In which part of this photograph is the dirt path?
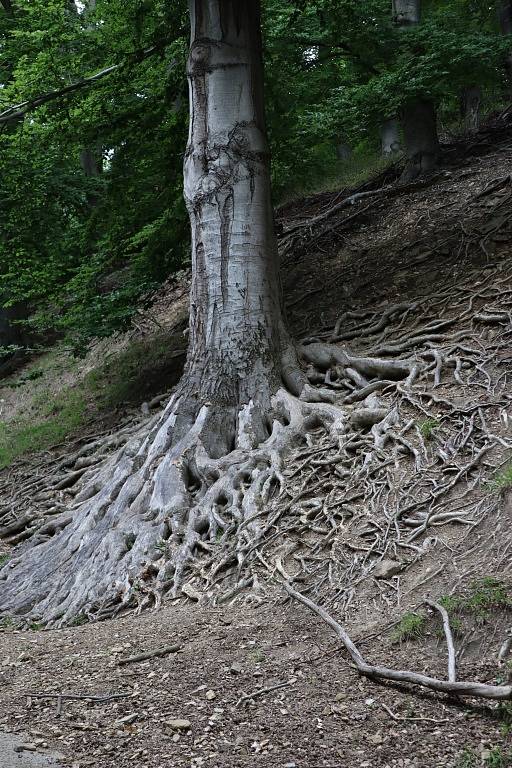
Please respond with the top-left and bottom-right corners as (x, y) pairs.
(1, 596), (510, 768)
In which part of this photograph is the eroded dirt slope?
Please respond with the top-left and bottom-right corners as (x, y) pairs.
(1, 115), (512, 767)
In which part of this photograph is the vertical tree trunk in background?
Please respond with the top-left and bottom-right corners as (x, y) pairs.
(498, 0), (512, 93)
(400, 99), (440, 182)
(335, 142), (352, 161)
(461, 86), (482, 134)
(392, 0), (420, 25)
(183, 0), (287, 456)
(394, 0), (440, 181)
(380, 118), (401, 156)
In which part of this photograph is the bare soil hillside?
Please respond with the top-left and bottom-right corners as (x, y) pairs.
(1, 115), (512, 768)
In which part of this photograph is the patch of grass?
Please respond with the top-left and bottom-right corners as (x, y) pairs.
(391, 611), (426, 643)
(68, 613), (88, 627)
(456, 747), (512, 768)
(28, 621), (43, 631)
(0, 389), (87, 469)
(418, 418), (439, 441)
(0, 323), (187, 468)
(440, 578), (510, 623)
(485, 747), (512, 767)
(0, 553), (10, 567)
(455, 749), (478, 768)
(247, 648), (266, 664)
(277, 152), (394, 205)
(488, 463), (512, 493)
(0, 616), (14, 629)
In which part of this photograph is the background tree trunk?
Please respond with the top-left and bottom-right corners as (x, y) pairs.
(380, 118), (401, 156)
(393, 0), (440, 181)
(392, 0), (421, 26)
(498, 0), (512, 93)
(461, 86), (482, 134)
(400, 99), (439, 182)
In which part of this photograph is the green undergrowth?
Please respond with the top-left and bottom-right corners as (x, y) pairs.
(277, 152), (394, 205)
(391, 611), (426, 643)
(488, 462), (512, 493)
(455, 746), (512, 768)
(392, 578), (511, 644)
(0, 325), (186, 468)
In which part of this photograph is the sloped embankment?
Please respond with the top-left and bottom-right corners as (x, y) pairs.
(0, 115), (512, 767)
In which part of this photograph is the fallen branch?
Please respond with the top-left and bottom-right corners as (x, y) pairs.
(117, 643), (182, 665)
(25, 691), (131, 717)
(425, 599), (456, 683)
(283, 582), (512, 701)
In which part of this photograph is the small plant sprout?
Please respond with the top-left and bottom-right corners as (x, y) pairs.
(391, 612), (426, 643)
(418, 418), (439, 440)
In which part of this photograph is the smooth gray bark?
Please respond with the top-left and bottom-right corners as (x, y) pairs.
(461, 86), (482, 134)
(498, 1), (512, 91)
(183, 0), (309, 455)
(393, 0), (440, 181)
(380, 118), (401, 156)
(392, 0), (420, 26)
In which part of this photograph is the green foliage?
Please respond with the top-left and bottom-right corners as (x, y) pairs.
(391, 611), (426, 642)
(440, 578), (511, 622)
(489, 462), (512, 492)
(455, 749), (478, 768)
(0, 554), (10, 567)
(419, 418), (439, 440)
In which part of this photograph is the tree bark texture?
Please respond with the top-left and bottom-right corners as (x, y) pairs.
(461, 86), (482, 134)
(400, 99), (440, 182)
(392, 0), (421, 26)
(380, 118), (401, 156)
(182, 0), (301, 454)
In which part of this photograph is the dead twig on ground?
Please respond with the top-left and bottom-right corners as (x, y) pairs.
(283, 582), (512, 701)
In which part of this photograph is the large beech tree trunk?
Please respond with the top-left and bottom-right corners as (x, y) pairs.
(183, 0), (285, 455)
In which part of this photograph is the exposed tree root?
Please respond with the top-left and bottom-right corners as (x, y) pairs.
(0, 379), (345, 625)
(1, 258), (512, 627)
(283, 581), (512, 701)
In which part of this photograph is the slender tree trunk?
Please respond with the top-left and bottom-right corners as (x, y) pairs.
(461, 86), (482, 134)
(393, 0), (440, 181)
(498, 0), (512, 93)
(335, 142), (352, 161)
(400, 99), (439, 182)
(380, 118), (401, 156)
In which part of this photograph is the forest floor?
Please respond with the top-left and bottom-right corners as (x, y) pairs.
(1, 115), (512, 768)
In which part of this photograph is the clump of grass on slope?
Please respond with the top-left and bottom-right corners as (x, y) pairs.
(391, 611), (426, 643)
